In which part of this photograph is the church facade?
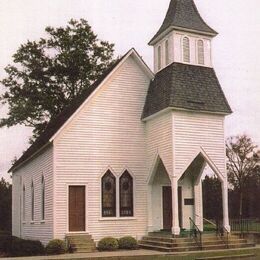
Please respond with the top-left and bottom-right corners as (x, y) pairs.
(11, 0), (232, 245)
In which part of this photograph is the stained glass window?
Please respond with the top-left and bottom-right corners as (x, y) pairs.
(102, 170), (116, 217)
(120, 171), (133, 217)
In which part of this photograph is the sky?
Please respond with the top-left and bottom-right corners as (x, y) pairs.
(0, 0), (260, 182)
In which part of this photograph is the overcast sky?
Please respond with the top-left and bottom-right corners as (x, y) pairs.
(0, 0), (260, 182)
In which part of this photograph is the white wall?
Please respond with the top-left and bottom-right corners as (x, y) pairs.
(53, 54), (151, 241)
(12, 145), (54, 245)
(173, 111), (226, 178)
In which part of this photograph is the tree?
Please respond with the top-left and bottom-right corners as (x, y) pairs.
(0, 178), (12, 232)
(202, 175), (223, 221)
(0, 19), (115, 140)
(226, 135), (260, 218)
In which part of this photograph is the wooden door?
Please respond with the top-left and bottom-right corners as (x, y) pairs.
(162, 186), (172, 230)
(178, 186), (183, 228)
(69, 186), (86, 232)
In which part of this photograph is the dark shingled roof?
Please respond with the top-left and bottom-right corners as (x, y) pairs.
(142, 62), (232, 119)
(149, 0), (217, 44)
(9, 51), (130, 173)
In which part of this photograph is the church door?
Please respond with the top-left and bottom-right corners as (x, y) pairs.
(162, 186), (172, 230)
(69, 186), (86, 232)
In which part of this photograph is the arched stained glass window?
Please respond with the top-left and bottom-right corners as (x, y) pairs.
(41, 176), (45, 220)
(183, 37), (190, 63)
(198, 39), (205, 65)
(31, 181), (34, 221)
(23, 184), (25, 221)
(120, 171), (133, 217)
(102, 170), (116, 217)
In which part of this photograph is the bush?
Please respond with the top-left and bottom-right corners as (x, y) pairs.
(0, 233), (12, 254)
(11, 237), (45, 257)
(118, 236), (138, 250)
(98, 237), (119, 251)
(45, 239), (66, 255)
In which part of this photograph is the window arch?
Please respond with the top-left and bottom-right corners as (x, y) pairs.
(198, 39), (205, 65)
(31, 181), (34, 221)
(41, 176), (45, 220)
(23, 184), (25, 221)
(165, 40), (169, 66)
(183, 37), (190, 63)
(119, 171), (133, 217)
(158, 45), (162, 70)
(101, 170), (116, 217)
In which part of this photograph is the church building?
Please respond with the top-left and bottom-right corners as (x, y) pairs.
(11, 0), (232, 247)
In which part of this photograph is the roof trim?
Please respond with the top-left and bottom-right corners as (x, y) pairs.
(149, 25), (217, 46)
(50, 48), (153, 142)
(142, 106), (231, 122)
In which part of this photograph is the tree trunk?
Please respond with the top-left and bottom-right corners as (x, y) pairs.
(239, 190), (243, 218)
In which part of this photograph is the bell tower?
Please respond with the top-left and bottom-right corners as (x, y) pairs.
(149, 0), (218, 73)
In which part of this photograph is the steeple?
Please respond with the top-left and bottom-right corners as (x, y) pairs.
(149, 0), (217, 45)
(150, 0), (217, 72)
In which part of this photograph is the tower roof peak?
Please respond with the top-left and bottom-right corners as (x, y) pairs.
(149, 0), (217, 45)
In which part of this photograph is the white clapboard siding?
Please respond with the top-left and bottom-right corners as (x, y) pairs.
(173, 111), (226, 176)
(53, 55), (151, 241)
(145, 112), (173, 177)
(12, 146), (54, 245)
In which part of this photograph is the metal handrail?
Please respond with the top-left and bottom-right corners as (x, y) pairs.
(189, 217), (202, 250)
(216, 221), (229, 249)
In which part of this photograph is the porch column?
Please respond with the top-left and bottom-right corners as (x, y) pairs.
(147, 185), (153, 232)
(171, 176), (180, 235)
(222, 179), (230, 232)
(194, 180), (203, 231)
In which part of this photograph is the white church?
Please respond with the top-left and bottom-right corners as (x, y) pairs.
(11, 0), (234, 251)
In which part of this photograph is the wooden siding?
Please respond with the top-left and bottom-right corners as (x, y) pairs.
(173, 111), (226, 177)
(53, 55), (151, 241)
(12, 145), (54, 245)
(146, 112), (173, 177)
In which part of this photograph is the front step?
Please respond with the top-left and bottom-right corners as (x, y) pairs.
(139, 233), (255, 253)
(66, 233), (96, 253)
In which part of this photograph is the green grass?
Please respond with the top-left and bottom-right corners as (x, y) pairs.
(96, 248), (260, 260)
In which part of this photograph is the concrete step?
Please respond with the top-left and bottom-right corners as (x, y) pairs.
(139, 243), (200, 252)
(66, 233), (96, 253)
(143, 236), (193, 243)
(139, 239), (198, 248)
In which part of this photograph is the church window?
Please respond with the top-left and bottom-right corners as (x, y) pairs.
(158, 45), (162, 70)
(165, 40), (169, 65)
(183, 37), (190, 63)
(120, 171), (133, 217)
(198, 39), (205, 65)
(41, 175), (45, 220)
(23, 184), (25, 221)
(31, 181), (34, 221)
(102, 170), (116, 217)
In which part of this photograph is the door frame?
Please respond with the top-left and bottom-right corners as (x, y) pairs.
(161, 185), (183, 230)
(66, 183), (88, 233)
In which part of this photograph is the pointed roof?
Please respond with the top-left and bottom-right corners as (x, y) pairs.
(149, 0), (218, 45)
(142, 62), (232, 119)
(9, 49), (153, 173)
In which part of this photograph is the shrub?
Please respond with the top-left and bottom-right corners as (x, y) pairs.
(98, 237), (119, 251)
(118, 236), (138, 250)
(11, 237), (45, 257)
(0, 233), (12, 254)
(45, 239), (66, 255)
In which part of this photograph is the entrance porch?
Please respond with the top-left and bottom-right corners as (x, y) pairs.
(147, 150), (230, 236)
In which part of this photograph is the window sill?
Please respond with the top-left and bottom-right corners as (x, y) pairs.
(40, 220), (45, 224)
(99, 217), (136, 221)
(30, 221), (35, 224)
(22, 221), (26, 224)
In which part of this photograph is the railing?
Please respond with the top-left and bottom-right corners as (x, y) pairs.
(230, 219), (260, 234)
(189, 217), (202, 250)
(216, 220), (229, 249)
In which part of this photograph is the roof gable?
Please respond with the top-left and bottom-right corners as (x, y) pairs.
(142, 62), (232, 119)
(10, 48), (153, 173)
(149, 0), (217, 45)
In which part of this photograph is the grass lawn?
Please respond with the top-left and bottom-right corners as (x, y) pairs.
(97, 248), (260, 260)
